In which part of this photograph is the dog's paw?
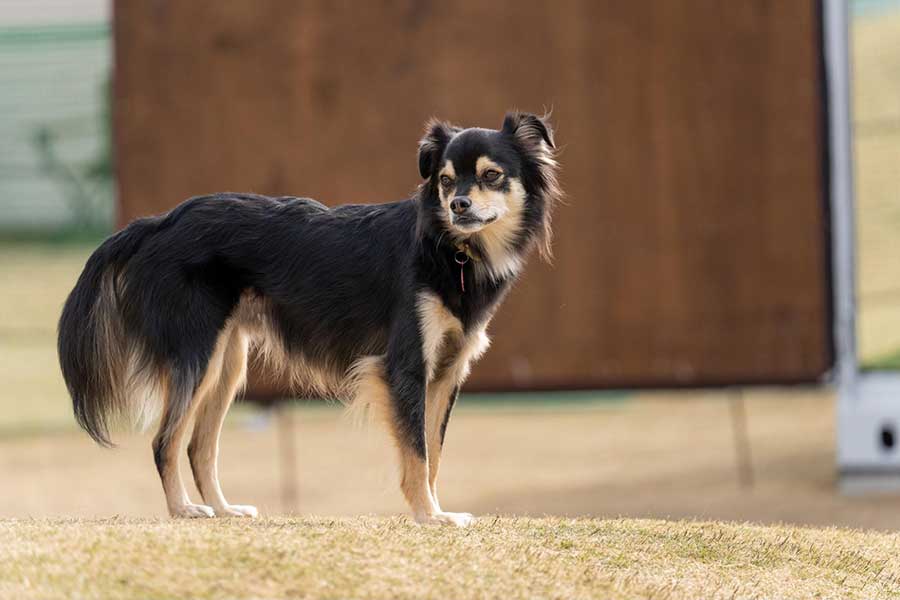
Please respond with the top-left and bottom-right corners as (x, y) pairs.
(215, 504), (259, 518)
(416, 511), (475, 528)
(170, 503), (215, 519)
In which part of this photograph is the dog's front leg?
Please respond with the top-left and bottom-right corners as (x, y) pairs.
(385, 321), (473, 528)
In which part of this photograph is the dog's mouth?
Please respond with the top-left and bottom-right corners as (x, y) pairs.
(451, 213), (498, 230)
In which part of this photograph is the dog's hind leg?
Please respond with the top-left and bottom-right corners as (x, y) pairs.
(152, 328), (233, 518)
(152, 374), (214, 518)
(187, 328), (256, 517)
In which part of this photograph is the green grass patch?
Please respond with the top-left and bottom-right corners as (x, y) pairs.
(863, 347), (900, 371)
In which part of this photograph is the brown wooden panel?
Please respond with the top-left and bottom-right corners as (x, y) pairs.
(114, 0), (831, 392)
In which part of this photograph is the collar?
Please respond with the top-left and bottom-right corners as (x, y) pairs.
(454, 241), (481, 263)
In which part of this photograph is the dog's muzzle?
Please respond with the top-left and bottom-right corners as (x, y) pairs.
(449, 196), (497, 228)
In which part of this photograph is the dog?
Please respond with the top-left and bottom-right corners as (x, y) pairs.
(58, 112), (560, 526)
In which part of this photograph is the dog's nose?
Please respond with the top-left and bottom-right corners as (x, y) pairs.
(450, 197), (471, 215)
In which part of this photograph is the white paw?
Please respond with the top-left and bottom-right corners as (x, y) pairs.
(215, 504), (258, 518)
(416, 511), (475, 528)
(170, 503), (215, 519)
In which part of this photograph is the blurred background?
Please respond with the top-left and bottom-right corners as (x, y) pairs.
(1, 0), (899, 528)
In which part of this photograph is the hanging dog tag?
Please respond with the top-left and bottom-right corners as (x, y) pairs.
(454, 251), (469, 293)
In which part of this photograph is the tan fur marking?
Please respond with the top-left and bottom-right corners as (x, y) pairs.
(345, 355), (388, 420)
(416, 291), (463, 382)
(233, 292), (346, 400)
(345, 356), (439, 519)
(347, 344), (478, 527)
(439, 159), (456, 180)
(158, 324), (237, 518)
(438, 160), (456, 206)
(399, 447), (440, 521)
(93, 272), (164, 434)
(475, 156), (504, 177)
(188, 327), (255, 517)
(425, 323), (490, 507)
(401, 449), (475, 526)
(470, 177), (527, 281)
(400, 445), (473, 525)
(425, 373), (456, 508)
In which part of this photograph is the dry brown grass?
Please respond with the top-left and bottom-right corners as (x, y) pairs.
(2, 516), (900, 600)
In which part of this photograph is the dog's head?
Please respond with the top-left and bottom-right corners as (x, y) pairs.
(417, 112), (561, 263)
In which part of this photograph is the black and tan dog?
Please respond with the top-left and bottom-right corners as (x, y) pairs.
(58, 112), (561, 526)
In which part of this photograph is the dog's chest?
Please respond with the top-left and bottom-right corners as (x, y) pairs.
(416, 291), (489, 384)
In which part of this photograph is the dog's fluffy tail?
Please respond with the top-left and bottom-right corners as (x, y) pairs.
(58, 218), (163, 446)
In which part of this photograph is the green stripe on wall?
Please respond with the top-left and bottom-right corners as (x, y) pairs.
(0, 23), (108, 46)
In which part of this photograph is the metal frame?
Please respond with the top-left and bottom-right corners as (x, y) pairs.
(828, 0), (900, 491)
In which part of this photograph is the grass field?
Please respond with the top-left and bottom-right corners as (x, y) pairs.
(3, 517), (900, 600)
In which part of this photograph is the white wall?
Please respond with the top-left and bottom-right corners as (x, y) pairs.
(0, 1), (111, 231)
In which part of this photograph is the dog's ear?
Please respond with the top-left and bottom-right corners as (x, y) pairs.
(501, 111), (555, 150)
(502, 111), (561, 264)
(418, 119), (456, 179)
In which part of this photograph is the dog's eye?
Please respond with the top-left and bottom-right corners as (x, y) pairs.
(482, 169), (502, 183)
(440, 175), (454, 187)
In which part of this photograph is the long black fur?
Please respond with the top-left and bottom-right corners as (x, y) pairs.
(58, 112), (560, 463)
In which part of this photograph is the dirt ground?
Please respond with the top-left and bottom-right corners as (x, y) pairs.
(5, 389), (900, 531)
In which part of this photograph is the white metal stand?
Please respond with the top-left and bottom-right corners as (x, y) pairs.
(827, 0), (900, 493)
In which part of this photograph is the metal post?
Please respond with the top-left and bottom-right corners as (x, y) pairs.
(729, 388), (754, 488)
(276, 404), (299, 513)
(824, 0), (857, 402)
